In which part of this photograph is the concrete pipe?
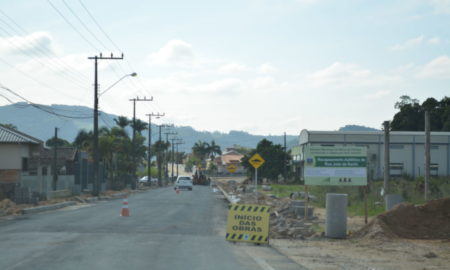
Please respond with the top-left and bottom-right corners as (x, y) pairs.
(325, 193), (348, 239)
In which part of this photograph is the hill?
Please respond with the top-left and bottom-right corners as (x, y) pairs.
(0, 103), (297, 152)
(338, 124), (379, 131)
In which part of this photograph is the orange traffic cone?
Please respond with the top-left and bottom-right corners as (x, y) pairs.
(120, 196), (130, 217)
(176, 187), (180, 194)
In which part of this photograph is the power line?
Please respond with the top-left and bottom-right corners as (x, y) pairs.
(0, 8), (90, 82)
(47, 0), (101, 52)
(0, 25), (89, 89)
(61, 0), (110, 51)
(0, 84), (93, 119)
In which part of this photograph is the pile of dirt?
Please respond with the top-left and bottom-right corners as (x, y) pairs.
(354, 197), (450, 240)
(0, 199), (22, 216)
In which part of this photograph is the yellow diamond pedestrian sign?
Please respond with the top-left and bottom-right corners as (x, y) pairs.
(227, 164), (237, 173)
(249, 153), (265, 169)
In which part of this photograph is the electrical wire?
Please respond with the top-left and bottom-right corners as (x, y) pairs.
(0, 8), (90, 82)
(47, 0), (100, 52)
(0, 84), (93, 119)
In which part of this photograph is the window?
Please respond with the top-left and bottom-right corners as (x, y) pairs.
(389, 163), (403, 177)
(22, 157), (28, 171)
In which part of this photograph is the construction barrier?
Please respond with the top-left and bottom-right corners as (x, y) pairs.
(226, 203), (270, 244)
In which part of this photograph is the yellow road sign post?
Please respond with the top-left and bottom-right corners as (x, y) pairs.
(249, 153), (265, 202)
(226, 203), (271, 244)
(227, 164), (237, 173)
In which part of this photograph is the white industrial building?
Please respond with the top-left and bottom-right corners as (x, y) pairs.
(295, 129), (450, 180)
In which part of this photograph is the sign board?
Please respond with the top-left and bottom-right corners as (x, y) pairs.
(249, 153), (265, 169)
(226, 204), (270, 244)
(304, 146), (367, 186)
(227, 164), (237, 173)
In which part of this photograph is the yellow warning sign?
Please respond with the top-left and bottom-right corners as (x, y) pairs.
(249, 153), (265, 169)
(227, 164), (237, 173)
(226, 204), (271, 244)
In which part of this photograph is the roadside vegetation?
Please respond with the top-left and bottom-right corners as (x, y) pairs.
(261, 177), (450, 217)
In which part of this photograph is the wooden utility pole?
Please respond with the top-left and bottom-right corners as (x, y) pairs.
(383, 121), (390, 195)
(146, 113), (164, 185)
(88, 53), (124, 196)
(425, 111), (430, 200)
(129, 96), (153, 189)
(52, 127), (58, 191)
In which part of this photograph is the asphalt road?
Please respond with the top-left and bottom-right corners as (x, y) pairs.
(0, 186), (302, 270)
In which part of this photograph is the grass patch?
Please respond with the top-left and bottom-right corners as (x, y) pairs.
(261, 177), (450, 217)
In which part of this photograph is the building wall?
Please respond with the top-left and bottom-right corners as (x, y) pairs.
(299, 130), (450, 179)
(0, 144), (30, 170)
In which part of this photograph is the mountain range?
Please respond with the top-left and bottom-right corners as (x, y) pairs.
(0, 103), (379, 152)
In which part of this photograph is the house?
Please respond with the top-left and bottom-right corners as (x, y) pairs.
(0, 124), (43, 199)
(298, 129), (450, 180)
(214, 148), (245, 174)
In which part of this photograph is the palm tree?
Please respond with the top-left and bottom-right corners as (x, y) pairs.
(208, 140), (222, 160)
(130, 119), (148, 135)
(72, 129), (93, 150)
(114, 116), (130, 129)
(192, 140), (210, 161)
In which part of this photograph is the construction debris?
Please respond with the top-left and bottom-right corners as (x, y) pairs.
(353, 197), (450, 240)
(218, 182), (319, 240)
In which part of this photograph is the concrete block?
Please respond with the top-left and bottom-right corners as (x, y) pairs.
(325, 193), (347, 239)
(385, 194), (403, 211)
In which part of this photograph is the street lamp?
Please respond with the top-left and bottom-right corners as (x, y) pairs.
(92, 71), (137, 196)
(99, 72), (137, 96)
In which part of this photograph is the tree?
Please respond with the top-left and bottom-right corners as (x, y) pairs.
(131, 119), (148, 134)
(391, 96), (450, 131)
(192, 140), (210, 161)
(46, 137), (71, 147)
(241, 139), (291, 182)
(207, 140), (222, 160)
(113, 116), (130, 129)
(1, 123), (17, 130)
(72, 130), (93, 150)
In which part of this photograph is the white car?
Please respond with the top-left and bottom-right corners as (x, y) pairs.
(139, 176), (158, 184)
(175, 176), (193, 191)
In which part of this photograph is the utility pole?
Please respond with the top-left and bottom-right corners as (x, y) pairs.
(383, 121), (390, 195)
(164, 131), (177, 183)
(284, 132), (287, 181)
(129, 96), (153, 189)
(157, 124), (172, 186)
(146, 113), (164, 186)
(88, 53), (123, 196)
(52, 127), (58, 191)
(173, 140), (184, 178)
(425, 111), (430, 200)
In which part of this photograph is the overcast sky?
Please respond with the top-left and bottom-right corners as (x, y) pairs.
(0, 0), (449, 135)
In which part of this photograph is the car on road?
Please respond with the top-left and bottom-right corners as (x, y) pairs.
(174, 176), (193, 191)
(139, 176), (158, 184)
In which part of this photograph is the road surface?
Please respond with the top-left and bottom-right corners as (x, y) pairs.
(0, 186), (302, 270)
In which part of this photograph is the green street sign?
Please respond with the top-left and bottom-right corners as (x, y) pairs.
(304, 146), (367, 186)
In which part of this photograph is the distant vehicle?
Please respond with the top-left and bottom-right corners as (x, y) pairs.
(139, 176), (158, 184)
(175, 176), (193, 191)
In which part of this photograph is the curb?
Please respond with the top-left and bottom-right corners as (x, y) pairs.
(217, 185), (240, 203)
(22, 201), (77, 214)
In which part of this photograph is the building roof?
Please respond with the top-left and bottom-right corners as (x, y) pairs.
(300, 129), (450, 136)
(0, 124), (43, 144)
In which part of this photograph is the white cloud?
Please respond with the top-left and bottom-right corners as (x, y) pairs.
(365, 90), (391, 100)
(258, 63), (277, 74)
(427, 37), (441, 45)
(305, 62), (401, 89)
(147, 40), (195, 67)
(418, 55), (450, 79)
(219, 62), (248, 73)
(0, 31), (55, 55)
(427, 0), (450, 14)
(390, 35), (424, 51)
